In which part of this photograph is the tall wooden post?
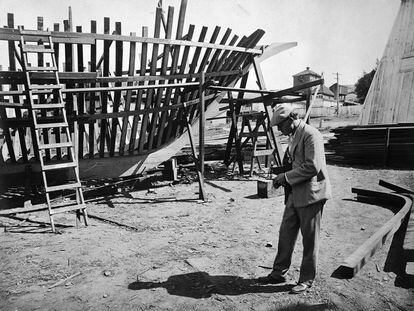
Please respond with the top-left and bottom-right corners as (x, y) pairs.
(199, 72), (206, 200)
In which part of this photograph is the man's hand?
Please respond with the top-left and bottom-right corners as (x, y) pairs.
(273, 173), (288, 188)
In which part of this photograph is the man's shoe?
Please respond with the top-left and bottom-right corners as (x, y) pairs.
(256, 274), (286, 284)
(290, 282), (310, 294)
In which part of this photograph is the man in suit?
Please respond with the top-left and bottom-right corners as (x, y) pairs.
(258, 104), (332, 294)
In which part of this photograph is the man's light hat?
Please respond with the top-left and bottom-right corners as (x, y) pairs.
(270, 104), (294, 126)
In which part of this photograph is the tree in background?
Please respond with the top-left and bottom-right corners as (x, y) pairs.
(355, 60), (379, 104)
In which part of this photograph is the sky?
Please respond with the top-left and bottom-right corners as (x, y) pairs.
(0, 0), (401, 89)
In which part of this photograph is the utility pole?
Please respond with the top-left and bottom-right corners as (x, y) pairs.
(333, 72), (341, 116)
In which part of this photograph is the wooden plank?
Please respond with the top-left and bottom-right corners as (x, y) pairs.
(118, 32), (136, 156)
(156, 24), (194, 144)
(211, 34), (239, 73)
(155, 1), (187, 148)
(147, 6), (174, 151)
(137, 8), (162, 152)
(63, 20), (74, 112)
(198, 72), (206, 194)
(248, 79), (324, 105)
(0, 71), (239, 89)
(187, 26), (221, 122)
(173, 26), (208, 137)
(109, 22), (123, 157)
(99, 17), (110, 157)
(1, 94), (215, 129)
(76, 26), (86, 159)
(220, 29), (266, 87)
(0, 28), (265, 54)
(332, 192), (412, 278)
(206, 28), (232, 74)
(216, 36), (248, 86)
(0, 203), (48, 215)
(53, 23), (62, 160)
(378, 180), (414, 194)
(88, 20), (97, 158)
(129, 26), (148, 154)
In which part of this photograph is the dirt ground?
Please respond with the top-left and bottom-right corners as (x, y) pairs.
(1, 116), (414, 311)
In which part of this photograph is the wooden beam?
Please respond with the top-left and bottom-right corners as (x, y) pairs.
(156, 4), (184, 148)
(0, 27), (265, 54)
(138, 7), (162, 153)
(118, 32), (137, 156)
(88, 20), (97, 158)
(129, 26), (148, 154)
(109, 21), (123, 157)
(378, 180), (414, 194)
(0, 203), (48, 215)
(76, 26), (86, 160)
(187, 25), (221, 123)
(247, 79), (324, 104)
(332, 190), (412, 279)
(199, 71), (206, 200)
(147, 6), (174, 150)
(99, 17), (110, 157)
(163, 24), (195, 142)
(172, 25), (208, 138)
(208, 85), (278, 94)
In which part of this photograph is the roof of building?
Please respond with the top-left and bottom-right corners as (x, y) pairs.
(319, 85), (335, 96)
(292, 67), (321, 77)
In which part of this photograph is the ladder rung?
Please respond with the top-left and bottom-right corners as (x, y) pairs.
(253, 149), (275, 157)
(35, 122), (67, 129)
(43, 161), (77, 171)
(20, 29), (51, 36)
(46, 182), (81, 192)
(39, 142), (73, 149)
(32, 103), (65, 109)
(26, 66), (58, 71)
(49, 203), (86, 215)
(22, 45), (53, 53)
(29, 84), (61, 90)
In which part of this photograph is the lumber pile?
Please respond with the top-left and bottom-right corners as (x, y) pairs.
(326, 124), (414, 168)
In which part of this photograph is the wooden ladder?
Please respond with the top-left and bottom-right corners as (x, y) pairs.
(19, 29), (88, 233)
(237, 111), (278, 176)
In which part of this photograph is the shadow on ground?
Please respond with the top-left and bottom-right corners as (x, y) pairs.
(128, 271), (294, 299)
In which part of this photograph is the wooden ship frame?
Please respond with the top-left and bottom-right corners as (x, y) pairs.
(0, 0), (323, 231)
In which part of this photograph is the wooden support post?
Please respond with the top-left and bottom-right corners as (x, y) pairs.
(198, 71), (206, 200)
(183, 112), (206, 201)
(88, 20), (97, 158)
